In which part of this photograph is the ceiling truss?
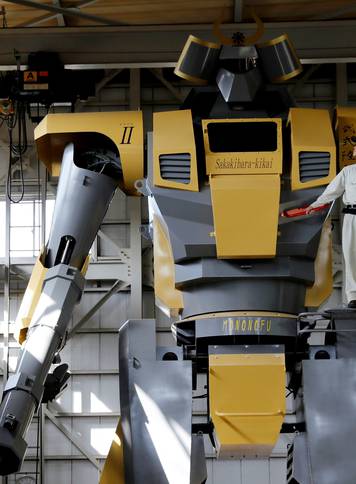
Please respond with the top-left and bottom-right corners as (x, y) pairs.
(4, 0), (119, 25)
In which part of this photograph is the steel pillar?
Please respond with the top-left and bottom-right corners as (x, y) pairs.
(128, 197), (142, 319)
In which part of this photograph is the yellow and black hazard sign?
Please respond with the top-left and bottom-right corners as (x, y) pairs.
(24, 71), (38, 82)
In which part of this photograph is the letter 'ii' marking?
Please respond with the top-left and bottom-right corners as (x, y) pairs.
(121, 126), (134, 144)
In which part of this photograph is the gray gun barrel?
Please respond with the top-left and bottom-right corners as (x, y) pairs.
(0, 143), (119, 475)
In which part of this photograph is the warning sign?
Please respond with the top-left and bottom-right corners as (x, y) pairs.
(24, 71), (38, 82)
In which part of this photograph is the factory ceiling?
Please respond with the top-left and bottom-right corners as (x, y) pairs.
(0, 1), (355, 68)
(0, 0), (355, 28)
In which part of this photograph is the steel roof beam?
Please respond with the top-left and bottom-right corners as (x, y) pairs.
(17, 0), (99, 27)
(310, 2), (356, 20)
(95, 68), (123, 96)
(53, 0), (65, 26)
(4, 0), (120, 25)
(1, 20), (356, 67)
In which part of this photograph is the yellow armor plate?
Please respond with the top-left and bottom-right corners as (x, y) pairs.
(210, 174), (280, 258)
(153, 110), (199, 191)
(209, 352), (285, 458)
(15, 252), (48, 345)
(35, 111), (144, 195)
(289, 107), (336, 190)
(100, 419), (125, 484)
(153, 216), (184, 316)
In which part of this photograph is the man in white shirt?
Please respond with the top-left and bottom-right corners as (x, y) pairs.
(307, 164), (356, 308)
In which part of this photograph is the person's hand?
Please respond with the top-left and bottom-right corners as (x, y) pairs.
(305, 206), (314, 215)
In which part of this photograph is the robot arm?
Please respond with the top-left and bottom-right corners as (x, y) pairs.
(0, 142), (120, 475)
(0, 111), (143, 476)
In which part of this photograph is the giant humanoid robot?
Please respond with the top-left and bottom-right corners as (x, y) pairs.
(1, 21), (356, 484)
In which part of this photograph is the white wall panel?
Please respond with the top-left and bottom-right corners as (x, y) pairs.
(72, 461), (100, 484)
(213, 460), (243, 484)
(46, 462), (71, 484)
(269, 459), (287, 483)
(99, 334), (119, 369)
(55, 377), (75, 414)
(44, 418), (72, 455)
(72, 292), (102, 329)
(65, 334), (100, 371)
(99, 224), (129, 256)
(241, 460), (270, 484)
(86, 416), (118, 456)
(8, 345), (21, 372)
(99, 292), (129, 328)
(71, 416), (101, 456)
(99, 375), (121, 413)
(53, 375), (119, 415)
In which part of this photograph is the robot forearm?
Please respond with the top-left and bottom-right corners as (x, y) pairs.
(0, 263), (84, 475)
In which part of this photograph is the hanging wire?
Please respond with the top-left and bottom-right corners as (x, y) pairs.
(5, 49), (28, 203)
(6, 100), (28, 203)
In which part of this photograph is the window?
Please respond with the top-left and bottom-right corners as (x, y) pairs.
(0, 199), (55, 258)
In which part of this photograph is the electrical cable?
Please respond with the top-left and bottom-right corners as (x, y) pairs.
(6, 100), (28, 203)
(7, 124), (25, 203)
